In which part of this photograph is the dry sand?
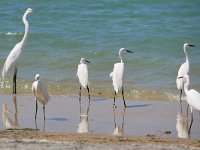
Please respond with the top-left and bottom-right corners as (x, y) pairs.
(0, 129), (199, 150)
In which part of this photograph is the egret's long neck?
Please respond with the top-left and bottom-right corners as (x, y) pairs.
(184, 47), (189, 65)
(184, 79), (189, 95)
(119, 54), (123, 63)
(21, 12), (29, 47)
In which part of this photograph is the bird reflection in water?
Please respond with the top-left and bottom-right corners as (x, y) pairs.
(77, 97), (90, 133)
(176, 112), (189, 139)
(2, 95), (19, 129)
(35, 119), (45, 132)
(112, 107), (126, 136)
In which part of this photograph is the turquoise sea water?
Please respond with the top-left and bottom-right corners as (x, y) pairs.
(0, 0), (200, 100)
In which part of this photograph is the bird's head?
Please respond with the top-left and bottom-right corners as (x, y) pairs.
(119, 48), (133, 56)
(184, 43), (195, 49)
(119, 48), (133, 61)
(35, 74), (40, 80)
(80, 58), (90, 64)
(26, 8), (34, 14)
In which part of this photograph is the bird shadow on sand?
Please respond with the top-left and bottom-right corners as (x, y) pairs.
(92, 98), (108, 102)
(48, 118), (68, 121)
(126, 103), (154, 108)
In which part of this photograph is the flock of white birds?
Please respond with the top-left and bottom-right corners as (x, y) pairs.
(1, 8), (199, 134)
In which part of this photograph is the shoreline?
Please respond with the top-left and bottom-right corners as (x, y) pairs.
(0, 129), (199, 149)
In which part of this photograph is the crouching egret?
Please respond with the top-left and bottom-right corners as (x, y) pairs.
(178, 75), (200, 134)
(77, 58), (90, 101)
(2, 8), (33, 94)
(32, 74), (50, 120)
(176, 43), (195, 103)
(110, 48), (133, 108)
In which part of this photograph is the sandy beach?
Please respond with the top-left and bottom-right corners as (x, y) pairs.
(0, 129), (199, 150)
(0, 94), (199, 149)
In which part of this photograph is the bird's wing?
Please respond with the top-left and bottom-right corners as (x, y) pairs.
(176, 62), (189, 90)
(31, 81), (37, 96)
(2, 43), (22, 79)
(187, 89), (200, 111)
(112, 63), (124, 93)
(77, 64), (88, 88)
(38, 81), (50, 104)
(177, 63), (189, 78)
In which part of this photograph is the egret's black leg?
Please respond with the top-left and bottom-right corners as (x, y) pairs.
(43, 105), (46, 120)
(79, 86), (81, 101)
(35, 99), (38, 120)
(122, 87), (127, 107)
(113, 91), (116, 108)
(13, 67), (17, 94)
(87, 86), (90, 101)
(179, 90), (183, 112)
(188, 112), (193, 134)
(179, 89), (182, 102)
(187, 104), (189, 118)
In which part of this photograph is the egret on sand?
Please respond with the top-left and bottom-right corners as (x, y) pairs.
(178, 75), (200, 134)
(77, 58), (91, 101)
(32, 74), (50, 120)
(110, 48), (133, 108)
(176, 43), (195, 103)
(2, 8), (33, 94)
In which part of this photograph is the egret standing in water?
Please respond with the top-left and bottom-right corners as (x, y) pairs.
(2, 8), (33, 94)
(110, 48), (133, 108)
(77, 58), (91, 101)
(32, 74), (50, 120)
(176, 43), (195, 103)
(179, 75), (200, 134)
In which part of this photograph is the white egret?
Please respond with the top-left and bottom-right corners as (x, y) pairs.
(2, 8), (33, 94)
(32, 74), (50, 120)
(179, 75), (200, 134)
(77, 58), (90, 101)
(176, 43), (195, 103)
(110, 48), (133, 108)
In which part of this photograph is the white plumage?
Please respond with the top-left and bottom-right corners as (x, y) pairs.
(32, 74), (50, 119)
(2, 8), (33, 94)
(77, 58), (90, 101)
(111, 63), (124, 93)
(181, 74), (200, 134)
(110, 48), (133, 107)
(77, 58), (89, 88)
(176, 43), (195, 101)
(183, 75), (200, 111)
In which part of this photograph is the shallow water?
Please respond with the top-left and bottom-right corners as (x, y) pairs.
(0, 94), (199, 139)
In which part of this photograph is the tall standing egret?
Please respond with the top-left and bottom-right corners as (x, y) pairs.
(32, 74), (50, 120)
(110, 48), (133, 108)
(77, 58), (90, 101)
(2, 8), (33, 94)
(179, 75), (200, 134)
(176, 43), (195, 103)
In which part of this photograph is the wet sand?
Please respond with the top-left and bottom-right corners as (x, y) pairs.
(0, 94), (199, 149)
